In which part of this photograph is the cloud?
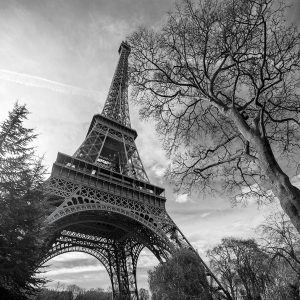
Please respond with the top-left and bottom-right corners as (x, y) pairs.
(0, 69), (100, 97)
(175, 193), (189, 203)
(291, 174), (300, 188)
(50, 252), (94, 262)
(150, 163), (166, 178)
(200, 212), (211, 218)
(45, 265), (106, 276)
(137, 249), (159, 268)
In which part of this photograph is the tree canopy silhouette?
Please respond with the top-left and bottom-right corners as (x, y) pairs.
(0, 103), (48, 299)
(149, 248), (213, 300)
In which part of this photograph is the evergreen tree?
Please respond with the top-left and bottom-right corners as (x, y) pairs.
(0, 103), (48, 299)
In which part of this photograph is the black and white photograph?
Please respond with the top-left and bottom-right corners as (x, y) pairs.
(1, 0), (300, 299)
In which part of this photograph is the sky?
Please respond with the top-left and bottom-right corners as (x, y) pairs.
(1, 0), (300, 292)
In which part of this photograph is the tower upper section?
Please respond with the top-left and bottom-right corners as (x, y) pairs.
(72, 41), (149, 182)
(101, 41), (131, 128)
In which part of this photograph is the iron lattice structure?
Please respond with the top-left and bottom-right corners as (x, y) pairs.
(44, 41), (230, 300)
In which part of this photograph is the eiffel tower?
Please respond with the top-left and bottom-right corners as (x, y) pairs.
(44, 41), (229, 299)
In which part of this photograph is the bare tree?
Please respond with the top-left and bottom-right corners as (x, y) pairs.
(207, 238), (272, 300)
(259, 211), (300, 298)
(260, 211), (300, 273)
(128, 0), (300, 231)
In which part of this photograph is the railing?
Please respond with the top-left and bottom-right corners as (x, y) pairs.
(54, 152), (166, 198)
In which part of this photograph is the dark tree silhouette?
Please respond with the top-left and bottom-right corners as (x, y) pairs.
(149, 248), (212, 300)
(139, 288), (150, 300)
(34, 289), (72, 300)
(128, 0), (300, 232)
(0, 103), (48, 299)
(76, 288), (111, 300)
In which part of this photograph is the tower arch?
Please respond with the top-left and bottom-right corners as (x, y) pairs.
(43, 250), (114, 294)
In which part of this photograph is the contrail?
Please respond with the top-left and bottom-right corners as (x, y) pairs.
(0, 69), (101, 98)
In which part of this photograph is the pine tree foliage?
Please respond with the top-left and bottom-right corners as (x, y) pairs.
(0, 103), (48, 299)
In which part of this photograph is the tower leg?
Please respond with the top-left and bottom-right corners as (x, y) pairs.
(107, 250), (119, 298)
(106, 240), (142, 300)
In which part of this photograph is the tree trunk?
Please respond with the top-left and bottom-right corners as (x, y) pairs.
(254, 137), (300, 234)
(229, 108), (300, 234)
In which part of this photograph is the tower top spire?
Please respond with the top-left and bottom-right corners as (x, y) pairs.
(118, 41), (131, 54)
(101, 41), (131, 128)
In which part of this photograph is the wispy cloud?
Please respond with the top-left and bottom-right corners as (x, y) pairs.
(200, 212), (211, 218)
(45, 265), (106, 276)
(0, 69), (100, 98)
